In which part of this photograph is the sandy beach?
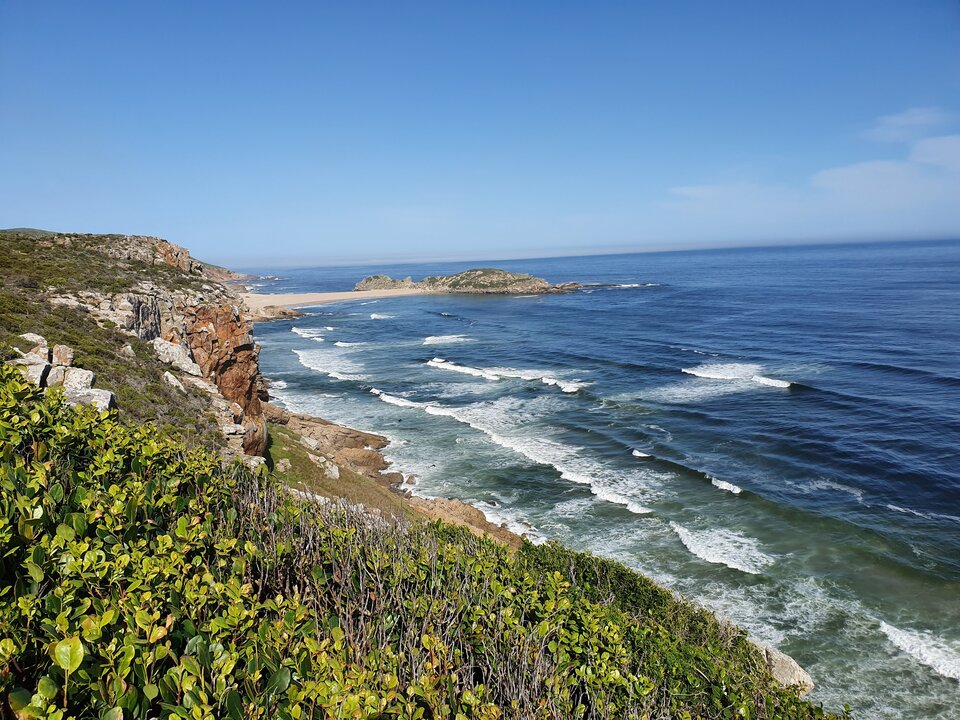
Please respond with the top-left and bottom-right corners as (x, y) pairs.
(240, 288), (431, 319)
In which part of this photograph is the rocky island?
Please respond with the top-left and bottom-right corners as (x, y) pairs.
(355, 268), (580, 294)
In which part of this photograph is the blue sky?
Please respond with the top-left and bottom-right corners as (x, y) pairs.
(1, 1), (958, 266)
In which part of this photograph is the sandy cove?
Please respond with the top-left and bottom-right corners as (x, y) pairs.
(240, 288), (432, 320)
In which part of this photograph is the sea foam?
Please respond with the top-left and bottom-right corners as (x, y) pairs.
(879, 622), (960, 681)
(710, 477), (743, 494)
(669, 522), (775, 574)
(423, 335), (472, 345)
(681, 363), (792, 388)
(292, 327), (324, 341)
(369, 392), (661, 515)
(370, 313), (394, 320)
(294, 348), (367, 382)
(427, 359), (586, 392)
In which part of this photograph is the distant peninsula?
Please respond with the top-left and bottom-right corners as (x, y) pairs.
(355, 268), (580, 295)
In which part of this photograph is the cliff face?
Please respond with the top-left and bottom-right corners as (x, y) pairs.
(45, 235), (268, 456)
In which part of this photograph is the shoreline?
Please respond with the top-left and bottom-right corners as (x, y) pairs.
(240, 288), (433, 320)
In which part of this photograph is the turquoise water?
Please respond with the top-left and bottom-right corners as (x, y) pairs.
(248, 240), (960, 718)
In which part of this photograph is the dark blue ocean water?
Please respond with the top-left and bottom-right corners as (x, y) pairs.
(247, 240), (960, 718)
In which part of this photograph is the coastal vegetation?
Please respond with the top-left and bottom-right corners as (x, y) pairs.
(0, 365), (846, 719)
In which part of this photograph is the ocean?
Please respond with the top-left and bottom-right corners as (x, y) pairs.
(245, 239), (960, 719)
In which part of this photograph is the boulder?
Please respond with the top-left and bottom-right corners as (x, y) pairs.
(163, 371), (185, 392)
(46, 366), (67, 387)
(221, 423), (246, 436)
(63, 367), (95, 390)
(241, 455), (266, 471)
(12, 359), (50, 386)
(19, 332), (46, 347)
(63, 388), (116, 411)
(229, 402), (244, 423)
(152, 338), (202, 376)
(276, 458), (292, 473)
(51, 344), (74, 366)
(120, 343), (136, 358)
(762, 645), (814, 696)
(307, 453), (340, 480)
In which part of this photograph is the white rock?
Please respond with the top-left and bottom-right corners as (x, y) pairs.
(63, 367), (95, 390)
(241, 455), (266, 471)
(120, 344), (136, 358)
(275, 458), (292, 473)
(221, 423), (246, 436)
(763, 645), (814, 696)
(63, 388), (116, 411)
(51, 344), (74, 366)
(163, 371), (185, 392)
(14, 361), (50, 386)
(19, 333), (46, 346)
(151, 338), (202, 376)
(307, 452), (340, 480)
(46, 366), (67, 387)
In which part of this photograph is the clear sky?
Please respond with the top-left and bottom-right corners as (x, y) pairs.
(1, 1), (958, 266)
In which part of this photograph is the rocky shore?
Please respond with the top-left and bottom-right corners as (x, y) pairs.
(355, 268), (581, 294)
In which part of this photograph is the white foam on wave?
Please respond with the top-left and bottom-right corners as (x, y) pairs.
(879, 622), (960, 681)
(669, 522), (775, 574)
(324, 326), (335, 331)
(427, 359), (586, 393)
(334, 341), (363, 347)
(369, 388), (421, 408)
(613, 283), (658, 288)
(710, 477), (743, 494)
(631, 449), (651, 458)
(292, 326), (324, 341)
(294, 348), (367, 382)
(426, 358), (501, 381)
(370, 313), (394, 320)
(886, 504), (960, 524)
(792, 478), (865, 503)
(423, 335), (472, 345)
(369, 392), (662, 515)
(682, 363), (792, 388)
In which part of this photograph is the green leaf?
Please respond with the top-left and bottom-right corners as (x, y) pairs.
(53, 637), (84, 673)
(144, 684), (159, 700)
(24, 562), (43, 583)
(7, 688), (31, 715)
(101, 709), (123, 720)
(36, 676), (58, 700)
(224, 689), (243, 720)
(265, 667), (291, 696)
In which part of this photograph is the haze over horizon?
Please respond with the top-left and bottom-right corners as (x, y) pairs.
(1, 2), (959, 266)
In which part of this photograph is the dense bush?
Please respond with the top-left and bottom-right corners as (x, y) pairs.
(0, 366), (846, 719)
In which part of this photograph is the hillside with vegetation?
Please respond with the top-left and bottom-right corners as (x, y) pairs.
(0, 366), (846, 719)
(0, 229), (849, 718)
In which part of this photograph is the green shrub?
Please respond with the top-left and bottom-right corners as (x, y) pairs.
(0, 366), (847, 719)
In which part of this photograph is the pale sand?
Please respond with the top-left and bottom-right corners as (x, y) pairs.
(241, 287), (431, 312)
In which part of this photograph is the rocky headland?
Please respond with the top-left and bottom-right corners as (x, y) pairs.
(355, 267), (581, 294)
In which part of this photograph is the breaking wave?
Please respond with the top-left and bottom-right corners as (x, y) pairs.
(681, 363), (792, 388)
(710, 477), (744, 494)
(423, 335), (472, 345)
(294, 348), (367, 382)
(427, 359), (587, 393)
(669, 522), (775, 574)
(879, 622), (960, 681)
(292, 327), (324, 341)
